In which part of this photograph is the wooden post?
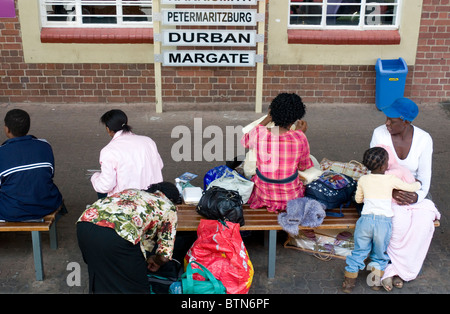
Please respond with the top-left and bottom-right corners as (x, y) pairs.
(153, 0), (163, 113)
(255, 0), (266, 113)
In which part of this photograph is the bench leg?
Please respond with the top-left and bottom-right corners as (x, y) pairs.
(267, 230), (277, 279)
(49, 222), (58, 250)
(31, 231), (44, 281)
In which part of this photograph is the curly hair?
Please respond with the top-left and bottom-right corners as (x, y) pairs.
(145, 181), (182, 205)
(362, 147), (389, 171)
(269, 93), (306, 129)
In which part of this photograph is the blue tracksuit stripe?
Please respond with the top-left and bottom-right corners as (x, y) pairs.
(0, 162), (54, 178)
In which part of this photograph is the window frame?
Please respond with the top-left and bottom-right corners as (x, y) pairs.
(39, 0), (153, 29)
(288, 0), (402, 31)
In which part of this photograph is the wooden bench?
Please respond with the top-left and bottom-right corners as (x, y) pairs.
(0, 203), (66, 281)
(177, 204), (440, 279)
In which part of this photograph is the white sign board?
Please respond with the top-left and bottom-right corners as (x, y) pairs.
(162, 9), (258, 26)
(161, 0), (258, 5)
(161, 50), (256, 67)
(161, 30), (257, 46)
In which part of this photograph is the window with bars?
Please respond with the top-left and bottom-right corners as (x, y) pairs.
(289, 0), (400, 30)
(40, 0), (153, 28)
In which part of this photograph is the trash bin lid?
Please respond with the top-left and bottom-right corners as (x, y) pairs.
(375, 57), (408, 73)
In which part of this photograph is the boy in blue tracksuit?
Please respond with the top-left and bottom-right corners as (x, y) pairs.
(0, 109), (62, 221)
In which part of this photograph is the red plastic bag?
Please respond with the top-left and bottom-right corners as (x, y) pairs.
(185, 219), (254, 294)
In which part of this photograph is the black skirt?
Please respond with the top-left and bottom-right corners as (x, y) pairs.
(77, 221), (150, 294)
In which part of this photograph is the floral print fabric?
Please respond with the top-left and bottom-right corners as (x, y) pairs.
(77, 189), (177, 259)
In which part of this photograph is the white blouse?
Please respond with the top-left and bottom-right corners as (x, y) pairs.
(370, 124), (433, 203)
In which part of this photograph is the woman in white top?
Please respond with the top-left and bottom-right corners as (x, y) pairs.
(370, 101), (432, 204)
(91, 109), (164, 198)
(370, 98), (440, 291)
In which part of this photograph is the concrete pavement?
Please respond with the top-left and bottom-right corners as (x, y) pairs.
(0, 101), (448, 294)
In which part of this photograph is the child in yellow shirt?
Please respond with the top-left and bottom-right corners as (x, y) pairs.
(342, 147), (421, 293)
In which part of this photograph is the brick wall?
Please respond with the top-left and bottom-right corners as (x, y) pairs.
(0, 0), (448, 107)
(0, 62), (156, 104)
(263, 65), (383, 104)
(161, 68), (257, 105)
(411, 0), (450, 104)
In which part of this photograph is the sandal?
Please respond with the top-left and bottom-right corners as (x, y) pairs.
(393, 276), (404, 289)
(381, 277), (393, 292)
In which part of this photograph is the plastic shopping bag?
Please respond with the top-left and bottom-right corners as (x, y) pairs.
(185, 219), (254, 294)
(171, 261), (226, 294)
(207, 168), (254, 204)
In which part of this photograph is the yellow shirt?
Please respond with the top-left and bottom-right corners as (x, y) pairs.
(355, 174), (421, 217)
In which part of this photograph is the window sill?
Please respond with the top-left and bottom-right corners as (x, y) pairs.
(287, 29), (400, 45)
(40, 28), (154, 44)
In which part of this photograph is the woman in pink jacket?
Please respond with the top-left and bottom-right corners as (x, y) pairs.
(91, 109), (163, 198)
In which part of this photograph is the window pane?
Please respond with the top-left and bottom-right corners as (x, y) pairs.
(82, 2), (117, 24)
(290, 0), (323, 26)
(365, 2), (398, 26)
(42, 0), (153, 27)
(288, 0), (399, 29)
(45, 2), (76, 22)
(327, 1), (361, 26)
(123, 5), (150, 22)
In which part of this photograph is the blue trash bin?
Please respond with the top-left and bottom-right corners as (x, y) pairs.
(375, 57), (408, 110)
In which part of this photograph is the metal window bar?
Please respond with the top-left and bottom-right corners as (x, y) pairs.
(289, 0), (400, 30)
(41, 0), (153, 28)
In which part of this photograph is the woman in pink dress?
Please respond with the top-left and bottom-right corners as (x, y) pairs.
(241, 93), (313, 212)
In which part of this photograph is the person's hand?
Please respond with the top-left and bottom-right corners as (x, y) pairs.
(260, 111), (272, 126)
(147, 255), (169, 272)
(295, 120), (308, 132)
(393, 189), (418, 205)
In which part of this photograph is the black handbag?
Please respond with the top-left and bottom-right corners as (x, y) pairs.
(196, 186), (245, 226)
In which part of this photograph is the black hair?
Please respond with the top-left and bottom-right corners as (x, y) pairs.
(362, 147), (389, 171)
(146, 181), (182, 205)
(269, 93), (306, 129)
(100, 109), (132, 133)
(4, 109), (30, 137)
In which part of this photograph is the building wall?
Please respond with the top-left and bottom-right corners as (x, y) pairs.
(411, 0), (450, 102)
(0, 0), (448, 108)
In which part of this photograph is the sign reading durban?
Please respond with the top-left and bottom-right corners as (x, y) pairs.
(161, 30), (257, 46)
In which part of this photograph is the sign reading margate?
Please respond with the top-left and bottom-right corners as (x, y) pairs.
(162, 50), (256, 67)
(157, 0), (263, 67)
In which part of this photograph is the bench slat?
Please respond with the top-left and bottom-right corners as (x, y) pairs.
(0, 207), (60, 232)
(176, 204), (439, 231)
(176, 204), (361, 231)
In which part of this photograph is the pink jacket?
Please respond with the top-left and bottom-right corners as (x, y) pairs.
(91, 131), (163, 196)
